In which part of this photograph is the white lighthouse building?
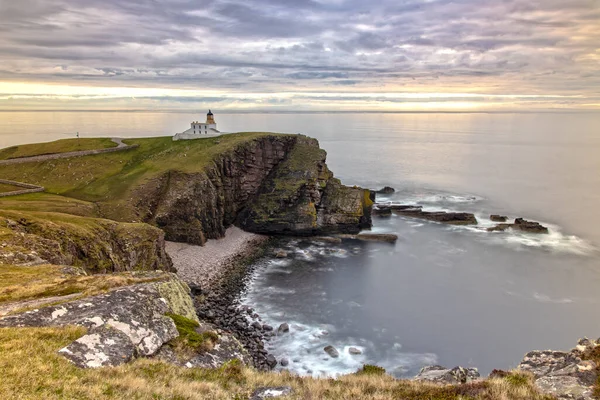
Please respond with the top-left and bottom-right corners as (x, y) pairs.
(173, 110), (222, 141)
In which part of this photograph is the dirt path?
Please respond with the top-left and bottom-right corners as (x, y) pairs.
(0, 138), (138, 166)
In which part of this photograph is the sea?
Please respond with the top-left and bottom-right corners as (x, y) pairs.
(1, 111), (599, 377)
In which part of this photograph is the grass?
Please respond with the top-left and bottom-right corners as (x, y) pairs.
(0, 192), (99, 217)
(0, 326), (554, 400)
(0, 138), (117, 160)
(0, 264), (169, 306)
(0, 133), (289, 222)
(166, 313), (219, 356)
(0, 183), (23, 193)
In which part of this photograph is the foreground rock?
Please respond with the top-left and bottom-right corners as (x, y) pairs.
(0, 275), (194, 365)
(415, 365), (481, 384)
(518, 338), (599, 400)
(488, 218), (549, 234)
(388, 205), (478, 225)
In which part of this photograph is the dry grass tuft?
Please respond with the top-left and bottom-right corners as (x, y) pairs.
(0, 326), (556, 400)
(0, 264), (169, 307)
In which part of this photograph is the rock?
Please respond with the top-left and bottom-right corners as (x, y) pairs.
(514, 218), (549, 234)
(266, 354), (278, 368)
(262, 324), (273, 332)
(188, 283), (203, 296)
(274, 250), (288, 258)
(0, 280), (183, 357)
(518, 348), (597, 400)
(375, 186), (396, 194)
(185, 330), (251, 369)
(251, 321), (263, 330)
(277, 323), (290, 334)
(488, 369), (509, 379)
(58, 326), (135, 368)
(487, 224), (511, 232)
(391, 207), (478, 225)
(324, 345), (340, 358)
(280, 357), (289, 367)
(372, 206), (392, 217)
(490, 215), (508, 222)
(250, 386), (293, 400)
(348, 347), (362, 355)
(488, 218), (549, 234)
(415, 365), (480, 384)
(355, 233), (398, 243)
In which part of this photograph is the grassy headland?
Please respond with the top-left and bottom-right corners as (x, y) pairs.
(0, 138), (117, 160)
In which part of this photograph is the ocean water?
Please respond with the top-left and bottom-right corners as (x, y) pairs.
(1, 111), (600, 376)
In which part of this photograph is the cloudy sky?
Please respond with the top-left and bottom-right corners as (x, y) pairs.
(0, 0), (599, 111)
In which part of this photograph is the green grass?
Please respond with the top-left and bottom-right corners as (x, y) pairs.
(0, 138), (117, 160)
(0, 133), (288, 221)
(0, 192), (99, 217)
(166, 313), (219, 354)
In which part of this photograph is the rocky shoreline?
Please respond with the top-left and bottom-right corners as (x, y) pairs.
(166, 227), (282, 371)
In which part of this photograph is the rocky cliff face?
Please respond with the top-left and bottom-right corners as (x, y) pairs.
(136, 135), (372, 245)
(0, 210), (173, 273)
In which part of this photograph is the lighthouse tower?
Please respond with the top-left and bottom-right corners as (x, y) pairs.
(206, 109), (216, 125)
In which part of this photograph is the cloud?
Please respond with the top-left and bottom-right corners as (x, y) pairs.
(0, 0), (598, 109)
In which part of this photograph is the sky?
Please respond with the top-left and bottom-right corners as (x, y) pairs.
(0, 0), (599, 111)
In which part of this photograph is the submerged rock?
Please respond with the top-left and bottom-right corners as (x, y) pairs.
(356, 233), (398, 243)
(348, 347), (362, 355)
(390, 206), (478, 225)
(324, 345), (340, 358)
(487, 218), (549, 234)
(490, 215), (508, 222)
(373, 206), (393, 217)
(415, 365), (480, 384)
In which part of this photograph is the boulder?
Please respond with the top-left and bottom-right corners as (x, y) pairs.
(490, 215), (508, 222)
(324, 345), (340, 358)
(277, 323), (290, 334)
(58, 326), (135, 368)
(348, 347), (362, 355)
(274, 250), (288, 258)
(375, 186), (396, 194)
(415, 365), (480, 384)
(0, 280), (187, 359)
(280, 357), (289, 367)
(518, 346), (598, 400)
(250, 386), (293, 400)
(487, 224), (511, 232)
(266, 354), (278, 369)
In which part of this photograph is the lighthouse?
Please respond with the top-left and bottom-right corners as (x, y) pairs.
(173, 110), (223, 140)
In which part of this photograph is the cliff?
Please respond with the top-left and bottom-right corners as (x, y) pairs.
(132, 135), (372, 245)
(0, 210), (173, 273)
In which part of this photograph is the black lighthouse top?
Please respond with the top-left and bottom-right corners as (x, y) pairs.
(207, 109), (213, 116)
